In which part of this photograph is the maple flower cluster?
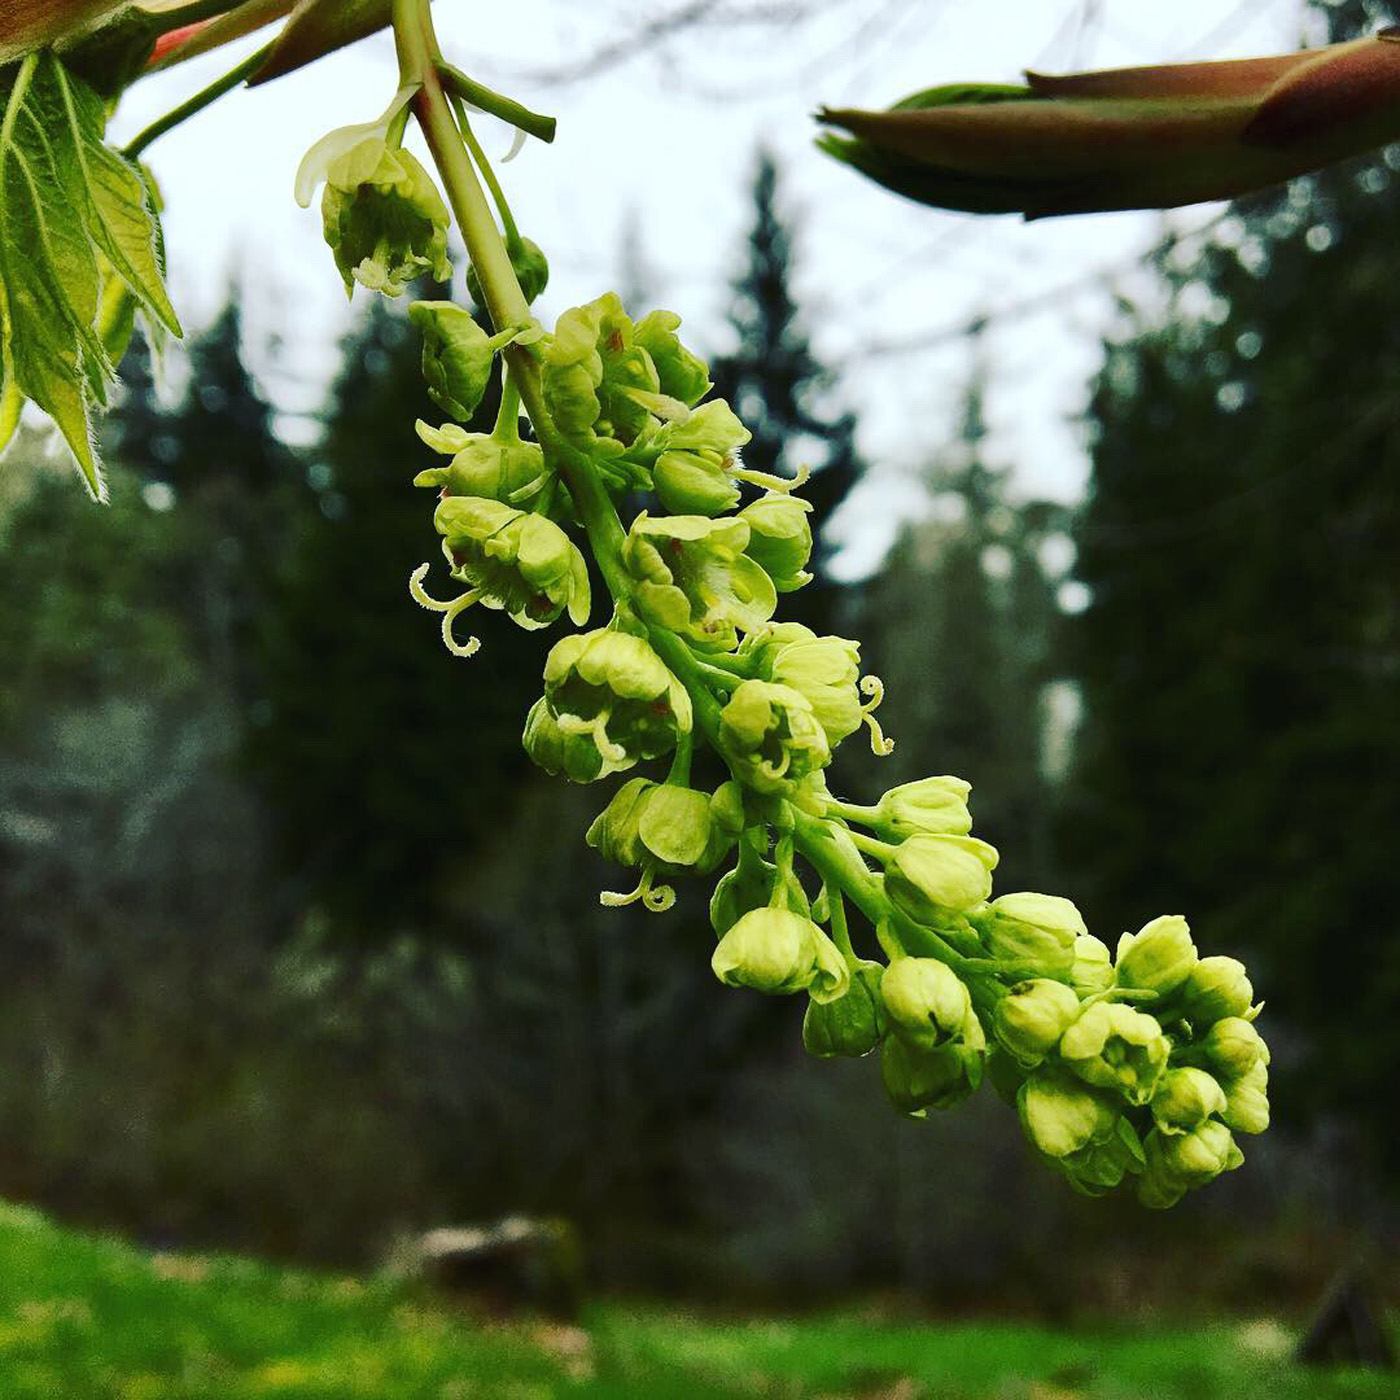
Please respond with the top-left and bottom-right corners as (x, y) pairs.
(313, 130), (1270, 1206)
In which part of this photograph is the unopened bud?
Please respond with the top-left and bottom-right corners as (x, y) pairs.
(803, 960), (885, 1058)
(993, 978), (1081, 1067)
(884, 834), (999, 922)
(1115, 914), (1197, 996)
(1178, 955), (1254, 1025)
(881, 957), (971, 1046)
(1219, 1061), (1270, 1135)
(881, 1030), (984, 1115)
(1151, 1067), (1227, 1136)
(978, 893), (1084, 978)
(1200, 1016), (1269, 1079)
(711, 907), (849, 1001)
(1017, 1071), (1118, 1159)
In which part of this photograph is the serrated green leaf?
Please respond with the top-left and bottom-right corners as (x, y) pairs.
(50, 60), (181, 335)
(0, 51), (180, 498)
(1, 56), (110, 495)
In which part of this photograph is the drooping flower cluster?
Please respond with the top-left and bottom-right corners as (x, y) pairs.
(387, 262), (1270, 1205)
(298, 74), (1274, 1206)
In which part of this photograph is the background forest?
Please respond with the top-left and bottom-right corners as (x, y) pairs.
(1, 0), (1397, 1329)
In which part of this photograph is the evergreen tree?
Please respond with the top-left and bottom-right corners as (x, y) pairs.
(867, 362), (1068, 890)
(709, 151), (863, 629)
(1061, 0), (1400, 1170)
(248, 293), (543, 933)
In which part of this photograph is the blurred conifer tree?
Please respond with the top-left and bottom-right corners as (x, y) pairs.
(709, 151), (864, 629)
(866, 361), (1069, 892)
(247, 292), (545, 934)
(1061, 0), (1400, 1171)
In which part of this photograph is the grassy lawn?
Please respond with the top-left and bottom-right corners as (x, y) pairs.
(0, 1200), (1392, 1398)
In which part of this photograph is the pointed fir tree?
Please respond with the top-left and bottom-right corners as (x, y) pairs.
(246, 291), (544, 935)
(867, 359), (1068, 890)
(709, 150), (864, 630)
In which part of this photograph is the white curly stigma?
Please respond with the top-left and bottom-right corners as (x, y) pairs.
(408, 563), (482, 658)
(860, 674), (894, 755)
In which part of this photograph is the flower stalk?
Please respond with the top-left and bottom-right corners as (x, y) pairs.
(302, 0), (1283, 1207)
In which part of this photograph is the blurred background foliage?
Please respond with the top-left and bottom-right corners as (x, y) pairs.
(0, 3), (1397, 1322)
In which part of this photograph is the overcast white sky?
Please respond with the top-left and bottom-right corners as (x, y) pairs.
(106, 0), (1322, 575)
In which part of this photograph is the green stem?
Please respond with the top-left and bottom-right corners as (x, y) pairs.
(823, 796), (880, 827)
(492, 372), (521, 442)
(451, 96), (520, 246)
(666, 727), (694, 787)
(438, 61), (556, 145)
(123, 41), (272, 159)
(392, 0), (629, 602)
(846, 828), (895, 861)
(827, 885), (856, 962)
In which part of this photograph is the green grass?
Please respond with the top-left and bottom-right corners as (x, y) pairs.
(0, 1200), (1392, 1398)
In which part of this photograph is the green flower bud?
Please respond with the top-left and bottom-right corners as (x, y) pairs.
(803, 959), (885, 1058)
(522, 697), (605, 784)
(543, 629), (692, 779)
(584, 777), (653, 866)
(718, 681), (831, 794)
(414, 432), (548, 506)
(1178, 956), (1254, 1025)
(654, 452), (742, 516)
(881, 1030), (984, 1115)
(758, 630), (867, 748)
(1017, 1070), (1118, 1159)
(1220, 1061), (1270, 1136)
(739, 493), (814, 592)
(884, 834), (999, 922)
(1058, 1117), (1147, 1197)
(624, 514), (777, 651)
(976, 893), (1084, 978)
(639, 782), (716, 869)
(993, 978), (1082, 1067)
(881, 957), (972, 1046)
(468, 235), (550, 307)
(409, 301), (519, 421)
(1158, 1119), (1244, 1186)
(709, 846), (777, 937)
(1151, 1067), (1227, 1136)
(1070, 933), (1114, 994)
(586, 777), (721, 910)
(432, 496), (590, 632)
(1136, 1147), (1186, 1211)
(544, 292), (658, 451)
(1115, 914), (1197, 996)
(1199, 1016), (1269, 1079)
(321, 137), (451, 297)
(711, 907), (849, 1002)
(644, 400), (751, 515)
(632, 309), (711, 406)
(642, 398), (750, 463)
(699, 781), (748, 876)
(1058, 1002), (1169, 1106)
(869, 777), (973, 839)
